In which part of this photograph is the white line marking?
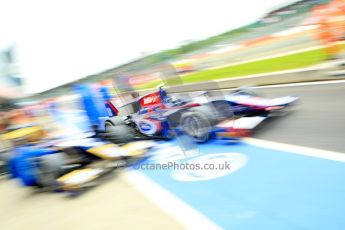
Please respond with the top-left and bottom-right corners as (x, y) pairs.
(199, 40), (345, 72)
(184, 79), (345, 95)
(125, 138), (345, 229)
(125, 170), (222, 230)
(204, 45), (325, 71)
(253, 79), (345, 89)
(213, 65), (325, 82)
(244, 138), (345, 162)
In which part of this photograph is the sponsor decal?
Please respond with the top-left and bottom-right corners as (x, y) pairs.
(139, 122), (153, 132)
(143, 96), (159, 105)
(141, 92), (161, 107)
(138, 120), (157, 135)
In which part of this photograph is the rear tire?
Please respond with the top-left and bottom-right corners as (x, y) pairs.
(189, 105), (219, 126)
(104, 122), (136, 143)
(36, 152), (68, 190)
(180, 111), (212, 143)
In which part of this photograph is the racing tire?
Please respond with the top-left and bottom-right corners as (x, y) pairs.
(105, 121), (114, 133)
(180, 111), (212, 143)
(188, 105), (219, 126)
(0, 150), (12, 176)
(35, 152), (68, 190)
(104, 123), (136, 143)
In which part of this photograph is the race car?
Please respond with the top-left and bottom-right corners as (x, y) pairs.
(102, 85), (298, 143)
(8, 137), (155, 193)
(5, 92), (156, 194)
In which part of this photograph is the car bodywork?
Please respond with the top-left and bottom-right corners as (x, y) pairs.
(103, 86), (298, 142)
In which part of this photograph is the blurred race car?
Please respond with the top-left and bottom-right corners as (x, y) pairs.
(103, 86), (298, 142)
(8, 137), (154, 193)
(4, 92), (155, 194)
(223, 87), (298, 117)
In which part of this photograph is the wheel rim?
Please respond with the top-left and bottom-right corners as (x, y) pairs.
(105, 123), (113, 132)
(182, 116), (208, 141)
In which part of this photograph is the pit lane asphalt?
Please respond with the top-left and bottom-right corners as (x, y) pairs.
(248, 80), (345, 153)
(177, 79), (345, 152)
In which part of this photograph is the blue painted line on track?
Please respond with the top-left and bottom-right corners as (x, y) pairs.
(137, 140), (345, 229)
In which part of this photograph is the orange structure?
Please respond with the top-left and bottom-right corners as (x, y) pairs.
(312, 0), (345, 59)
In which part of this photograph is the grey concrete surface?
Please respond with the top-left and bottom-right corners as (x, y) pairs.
(159, 78), (345, 152)
(251, 81), (345, 153)
(0, 172), (184, 230)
